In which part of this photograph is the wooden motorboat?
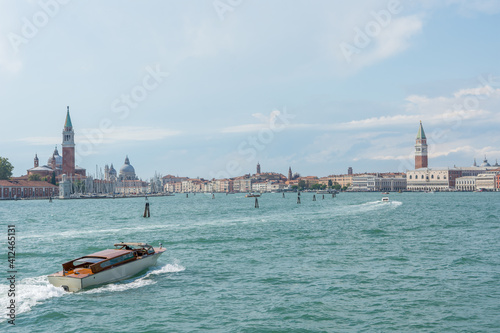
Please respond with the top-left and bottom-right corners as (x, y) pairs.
(47, 242), (166, 292)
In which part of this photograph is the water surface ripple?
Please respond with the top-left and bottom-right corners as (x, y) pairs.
(1, 192), (499, 332)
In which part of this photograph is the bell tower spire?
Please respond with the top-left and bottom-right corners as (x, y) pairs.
(62, 106), (75, 176)
(415, 121), (428, 169)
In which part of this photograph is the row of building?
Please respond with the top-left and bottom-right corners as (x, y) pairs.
(3, 113), (499, 199)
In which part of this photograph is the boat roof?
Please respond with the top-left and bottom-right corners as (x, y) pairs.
(87, 249), (131, 259)
(114, 242), (151, 247)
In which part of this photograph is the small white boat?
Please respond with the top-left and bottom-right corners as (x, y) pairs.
(245, 193), (261, 197)
(48, 242), (166, 292)
(381, 197), (390, 202)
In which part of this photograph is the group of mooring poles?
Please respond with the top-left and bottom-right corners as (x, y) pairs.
(143, 191), (336, 214)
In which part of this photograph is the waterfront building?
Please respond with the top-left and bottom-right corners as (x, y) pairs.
(350, 174), (406, 192)
(162, 175), (188, 192)
(406, 168), (462, 191)
(455, 176), (477, 191)
(0, 180), (58, 199)
(319, 174), (353, 188)
(251, 181), (268, 193)
(214, 179), (233, 193)
(233, 176), (252, 193)
(115, 180), (148, 195)
(497, 173), (500, 190)
(475, 173), (497, 191)
(181, 178), (204, 193)
(299, 176), (319, 188)
(415, 121), (428, 169)
(268, 181), (286, 192)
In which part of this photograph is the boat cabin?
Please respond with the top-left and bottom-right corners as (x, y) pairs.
(60, 243), (156, 277)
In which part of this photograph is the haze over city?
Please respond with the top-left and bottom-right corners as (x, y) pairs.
(1, 1), (499, 179)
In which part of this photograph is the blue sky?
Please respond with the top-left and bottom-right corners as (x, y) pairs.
(1, 0), (499, 179)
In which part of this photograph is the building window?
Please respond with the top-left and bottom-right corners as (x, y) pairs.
(431, 175), (434, 179)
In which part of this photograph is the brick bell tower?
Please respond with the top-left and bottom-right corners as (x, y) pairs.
(62, 106), (75, 176)
(415, 121), (428, 169)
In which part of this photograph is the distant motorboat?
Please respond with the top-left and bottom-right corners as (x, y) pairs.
(245, 193), (261, 198)
(381, 197), (390, 202)
(382, 192), (389, 195)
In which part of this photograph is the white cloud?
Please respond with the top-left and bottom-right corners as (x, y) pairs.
(356, 15), (423, 68)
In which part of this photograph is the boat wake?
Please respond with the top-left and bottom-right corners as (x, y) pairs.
(0, 262), (185, 321)
(353, 200), (403, 212)
(0, 275), (66, 322)
(81, 262), (185, 294)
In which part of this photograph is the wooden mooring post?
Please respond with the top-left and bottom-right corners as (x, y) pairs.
(143, 202), (150, 218)
(255, 198), (259, 208)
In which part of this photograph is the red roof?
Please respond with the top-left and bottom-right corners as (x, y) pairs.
(0, 180), (58, 187)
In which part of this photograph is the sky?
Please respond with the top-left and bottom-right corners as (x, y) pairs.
(1, 0), (500, 180)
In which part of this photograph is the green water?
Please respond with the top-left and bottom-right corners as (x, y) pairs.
(1, 192), (499, 332)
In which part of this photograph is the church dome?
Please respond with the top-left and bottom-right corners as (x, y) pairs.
(109, 163), (117, 176)
(480, 157), (491, 167)
(47, 146), (62, 167)
(119, 156), (136, 180)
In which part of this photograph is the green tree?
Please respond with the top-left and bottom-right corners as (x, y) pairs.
(311, 183), (325, 190)
(28, 174), (41, 181)
(51, 171), (56, 185)
(328, 179), (333, 188)
(0, 157), (14, 180)
(298, 180), (306, 190)
(291, 185), (298, 191)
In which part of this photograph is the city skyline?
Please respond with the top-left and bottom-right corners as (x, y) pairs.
(1, 1), (500, 179)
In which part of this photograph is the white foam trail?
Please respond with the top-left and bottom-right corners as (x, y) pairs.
(0, 275), (66, 322)
(81, 262), (185, 295)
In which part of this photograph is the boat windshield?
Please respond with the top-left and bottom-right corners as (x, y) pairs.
(73, 257), (105, 266)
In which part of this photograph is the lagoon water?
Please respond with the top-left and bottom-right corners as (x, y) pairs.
(1, 192), (499, 332)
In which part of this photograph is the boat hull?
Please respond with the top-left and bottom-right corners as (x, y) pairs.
(48, 252), (163, 292)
